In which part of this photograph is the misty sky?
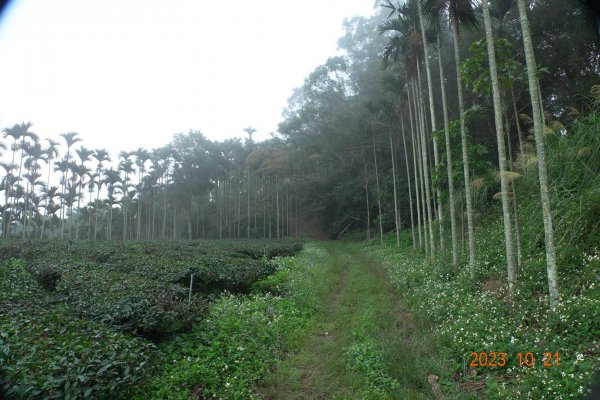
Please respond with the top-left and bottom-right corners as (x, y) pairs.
(0, 0), (375, 156)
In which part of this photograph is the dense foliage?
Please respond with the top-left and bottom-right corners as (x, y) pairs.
(135, 245), (323, 399)
(0, 240), (303, 398)
(1, 0), (599, 398)
(366, 107), (600, 398)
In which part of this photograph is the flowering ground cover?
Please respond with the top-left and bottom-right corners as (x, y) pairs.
(367, 230), (600, 399)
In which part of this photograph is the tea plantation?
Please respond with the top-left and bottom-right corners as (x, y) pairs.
(0, 240), (304, 399)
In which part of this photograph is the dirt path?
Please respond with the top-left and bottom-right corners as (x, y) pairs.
(259, 242), (442, 400)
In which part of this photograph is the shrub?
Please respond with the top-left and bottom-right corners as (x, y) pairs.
(192, 255), (277, 293)
(0, 308), (157, 399)
(0, 259), (47, 311)
(58, 268), (206, 339)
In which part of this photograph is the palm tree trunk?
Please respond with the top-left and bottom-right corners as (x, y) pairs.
(94, 169), (101, 240)
(450, 15), (476, 271)
(40, 161), (52, 239)
(364, 159), (371, 241)
(15, 140), (26, 239)
(400, 113), (416, 249)
(482, 0), (517, 298)
(437, 32), (459, 266)
(372, 120), (384, 245)
(263, 176), (267, 239)
(517, 0), (560, 309)
(108, 197), (113, 240)
(418, 5), (445, 255)
(162, 192), (167, 240)
(247, 169), (251, 239)
(75, 177), (83, 240)
(87, 189), (93, 239)
(4, 139), (18, 238)
(414, 83), (429, 254)
(22, 174), (30, 240)
(389, 128), (400, 246)
(408, 84), (424, 251)
(416, 65), (435, 256)
(60, 150), (70, 240)
(276, 172), (280, 239)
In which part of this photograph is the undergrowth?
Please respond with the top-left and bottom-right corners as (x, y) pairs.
(136, 245), (326, 399)
(367, 108), (600, 399)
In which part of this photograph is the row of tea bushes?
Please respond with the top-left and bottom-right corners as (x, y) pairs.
(0, 239), (304, 265)
(27, 261), (206, 340)
(0, 240), (303, 398)
(0, 260), (158, 399)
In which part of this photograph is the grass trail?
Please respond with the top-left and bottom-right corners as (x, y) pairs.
(259, 242), (455, 400)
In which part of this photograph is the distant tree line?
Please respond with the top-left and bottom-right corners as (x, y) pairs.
(0, 126), (300, 241)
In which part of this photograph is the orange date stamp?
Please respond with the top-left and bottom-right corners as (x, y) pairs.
(468, 351), (560, 367)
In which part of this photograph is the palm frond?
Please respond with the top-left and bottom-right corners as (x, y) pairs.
(378, 17), (405, 34)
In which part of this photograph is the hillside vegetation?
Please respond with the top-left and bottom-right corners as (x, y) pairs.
(1, 0), (600, 398)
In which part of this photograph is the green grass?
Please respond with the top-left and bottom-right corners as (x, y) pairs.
(261, 243), (471, 400)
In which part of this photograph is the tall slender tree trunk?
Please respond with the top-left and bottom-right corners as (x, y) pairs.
(15, 141), (26, 239)
(247, 169), (251, 239)
(450, 16), (476, 271)
(517, 0), (560, 309)
(294, 192), (298, 239)
(416, 66), (435, 256)
(75, 176), (83, 240)
(415, 83), (429, 254)
(93, 168), (101, 240)
(218, 179), (223, 239)
(483, 0), (517, 298)
(254, 175), (258, 235)
(87, 190), (93, 239)
(40, 160), (53, 239)
(364, 160), (371, 241)
(372, 120), (384, 245)
(408, 85), (424, 251)
(389, 128), (400, 246)
(437, 32), (459, 266)
(108, 197), (113, 240)
(276, 173), (280, 239)
(3, 140), (18, 238)
(137, 169), (143, 240)
(418, 6), (445, 255)
(400, 114), (416, 250)
(162, 193), (167, 240)
(22, 173), (30, 240)
(262, 176), (266, 239)
(237, 176), (242, 238)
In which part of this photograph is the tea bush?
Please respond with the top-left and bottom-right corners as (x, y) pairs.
(0, 260), (159, 399)
(58, 267), (205, 338)
(136, 244), (322, 399)
(0, 308), (157, 399)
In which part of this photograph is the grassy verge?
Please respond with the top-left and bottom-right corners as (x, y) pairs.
(367, 229), (600, 399)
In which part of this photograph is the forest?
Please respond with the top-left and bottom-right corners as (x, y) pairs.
(1, 0), (600, 398)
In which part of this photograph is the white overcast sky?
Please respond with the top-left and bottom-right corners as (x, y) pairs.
(0, 0), (375, 157)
